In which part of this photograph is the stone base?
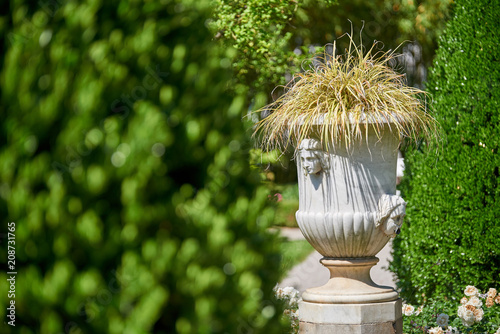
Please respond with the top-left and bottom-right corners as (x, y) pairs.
(302, 257), (399, 304)
(300, 321), (401, 334)
(299, 299), (402, 334)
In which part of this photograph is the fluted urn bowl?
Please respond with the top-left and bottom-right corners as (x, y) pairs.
(295, 120), (405, 303)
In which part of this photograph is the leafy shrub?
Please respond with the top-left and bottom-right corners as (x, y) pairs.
(275, 286), (301, 334)
(211, 0), (337, 95)
(0, 1), (288, 333)
(392, 0), (500, 304)
(401, 286), (500, 333)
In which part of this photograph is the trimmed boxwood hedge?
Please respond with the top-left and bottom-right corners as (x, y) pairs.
(392, 0), (500, 304)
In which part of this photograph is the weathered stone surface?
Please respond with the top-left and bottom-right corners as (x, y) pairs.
(301, 257), (398, 304)
(295, 127), (405, 303)
(300, 320), (402, 334)
(299, 299), (402, 334)
(296, 127), (406, 259)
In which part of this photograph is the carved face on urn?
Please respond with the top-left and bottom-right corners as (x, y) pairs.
(376, 194), (407, 238)
(298, 139), (325, 175)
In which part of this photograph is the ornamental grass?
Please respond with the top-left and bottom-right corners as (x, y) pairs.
(254, 34), (439, 153)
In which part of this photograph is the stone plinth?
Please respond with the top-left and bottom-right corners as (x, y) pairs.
(299, 299), (402, 334)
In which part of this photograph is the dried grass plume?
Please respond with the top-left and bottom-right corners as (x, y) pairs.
(253, 34), (439, 152)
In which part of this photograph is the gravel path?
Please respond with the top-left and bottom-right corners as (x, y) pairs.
(278, 227), (397, 293)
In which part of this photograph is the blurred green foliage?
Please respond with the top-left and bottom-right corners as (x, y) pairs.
(213, 0), (451, 100)
(0, 0), (290, 333)
(279, 240), (314, 275)
(211, 0), (315, 95)
(266, 185), (299, 228)
(288, 0), (451, 72)
(392, 0), (500, 304)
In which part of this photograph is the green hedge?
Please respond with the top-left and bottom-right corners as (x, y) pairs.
(0, 1), (288, 333)
(392, 0), (500, 304)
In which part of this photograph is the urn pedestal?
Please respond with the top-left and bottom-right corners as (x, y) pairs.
(295, 123), (404, 333)
(299, 299), (402, 334)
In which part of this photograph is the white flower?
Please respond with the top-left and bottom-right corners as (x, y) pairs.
(495, 327), (500, 334)
(285, 287), (301, 305)
(464, 285), (479, 297)
(458, 305), (476, 327)
(457, 305), (465, 318)
(468, 296), (482, 307)
(487, 288), (497, 298)
(402, 304), (415, 316)
(473, 307), (484, 322)
(429, 327), (444, 334)
(275, 286), (301, 308)
(436, 313), (449, 327)
(282, 286), (297, 295)
(415, 305), (423, 315)
(461, 318), (474, 327)
(460, 297), (468, 304)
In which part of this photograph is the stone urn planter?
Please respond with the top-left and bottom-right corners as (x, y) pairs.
(253, 37), (438, 333)
(296, 118), (405, 305)
(293, 118), (407, 333)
